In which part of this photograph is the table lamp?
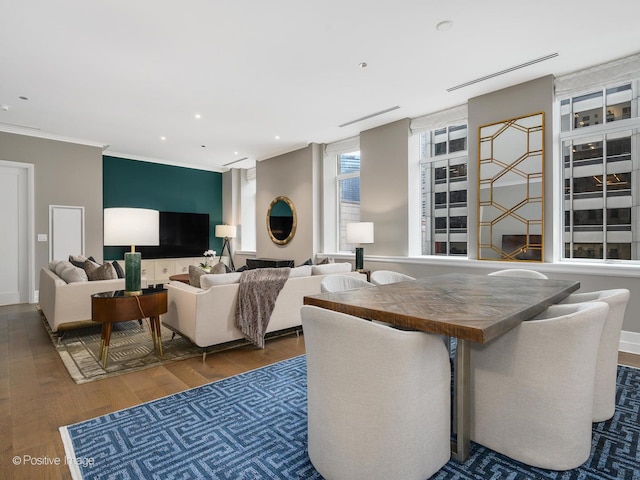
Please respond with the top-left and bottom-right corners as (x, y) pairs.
(215, 224), (237, 271)
(346, 222), (374, 271)
(104, 208), (159, 295)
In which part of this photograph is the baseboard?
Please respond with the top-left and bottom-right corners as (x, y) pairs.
(620, 330), (640, 355)
(34, 289), (39, 304)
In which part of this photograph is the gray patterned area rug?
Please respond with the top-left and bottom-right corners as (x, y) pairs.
(43, 315), (203, 384)
(59, 356), (640, 480)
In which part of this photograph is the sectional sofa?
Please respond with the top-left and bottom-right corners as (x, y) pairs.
(162, 263), (365, 355)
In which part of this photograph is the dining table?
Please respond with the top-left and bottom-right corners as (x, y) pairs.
(303, 272), (580, 462)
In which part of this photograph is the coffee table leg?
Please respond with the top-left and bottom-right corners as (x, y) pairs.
(99, 323), (107, 361)
(102, 322), (113, 369)
(152, 316), (163, 356)
(451, 338), (471, 462)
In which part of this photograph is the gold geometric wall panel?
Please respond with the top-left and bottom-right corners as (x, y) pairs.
(478, 112), (544, 262)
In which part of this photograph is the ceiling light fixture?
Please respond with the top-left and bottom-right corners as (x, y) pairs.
(195, 114), (201, 119)
(275, 135), (280, 140)
(160, 136), (166, 141)
(0, 105), (9, 111)
(436, 20), (453, 31)
(339, 106), (401, 128)
(446, 52), (559, 91)
(359, 62), (368, 68)
(19, 96), (28, 100)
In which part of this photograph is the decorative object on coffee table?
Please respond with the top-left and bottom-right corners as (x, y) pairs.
(104, 208), (159, 295)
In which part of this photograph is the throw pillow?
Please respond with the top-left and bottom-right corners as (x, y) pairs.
(84, 260), (117, 281)
(55, 261), (75, 277)
(69, 254), (88, 268)
(60, 266), (88, 283)
(236, 265), (248, 272)
(188, 265), (208, 288)
(298, 258), (313, 266)
(112, 260), (125, 279)
(212, 262), (227, 274)
(316, 257), (335, 265)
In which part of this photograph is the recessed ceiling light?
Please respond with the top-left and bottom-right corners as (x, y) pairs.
(201, 145), (206, 148)
(160, 136), (166, 141)
(0, 104), (10, 111)
(234, 151), (238, 155)
(358, 62), (368, 68)
(275, 135), (280, 140)
(436, 20), (454, 31)
(19, 96), (28, 100)
(195, 114), (201, 119)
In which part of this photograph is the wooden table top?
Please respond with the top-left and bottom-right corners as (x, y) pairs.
(303, 273), (580, 343)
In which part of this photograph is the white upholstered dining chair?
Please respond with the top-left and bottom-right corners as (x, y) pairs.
(470, 301), (608, 470)
(560, 288), (630, 422)
(320, 274), (373, 293)
(370, 270), (415, 286)
(301, 305), (451, 480)
(487, 268), (548, 279)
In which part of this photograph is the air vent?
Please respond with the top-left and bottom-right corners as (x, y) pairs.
(339, 106), (400, 127)
(446, 53), (559, 92)
(223, 157), (249, 167)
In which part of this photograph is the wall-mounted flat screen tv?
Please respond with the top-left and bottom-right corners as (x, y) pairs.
(138, 211), (210, 258)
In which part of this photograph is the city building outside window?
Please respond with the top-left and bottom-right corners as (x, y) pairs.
(337, 151), (361, 251)
(419, 124), (468, 255)
(560, 80), (639, 261)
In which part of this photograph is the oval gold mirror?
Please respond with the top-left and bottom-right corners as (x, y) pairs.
(267, 196), (297, 245)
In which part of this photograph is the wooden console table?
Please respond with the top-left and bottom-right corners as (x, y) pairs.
(91, 287), (168, 368)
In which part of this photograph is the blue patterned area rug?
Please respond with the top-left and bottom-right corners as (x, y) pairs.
(60, 356), (639, 480)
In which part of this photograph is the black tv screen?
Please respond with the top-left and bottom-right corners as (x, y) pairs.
(138, 211), (210, 258)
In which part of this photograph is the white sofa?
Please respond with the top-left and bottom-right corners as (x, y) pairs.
(39, 264), (148, 332)
(162, 263), (364, 352)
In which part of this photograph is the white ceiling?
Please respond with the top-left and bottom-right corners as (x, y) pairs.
(1, 1), (639, 172)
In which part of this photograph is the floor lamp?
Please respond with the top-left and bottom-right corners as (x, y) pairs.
(216, 224), (237, 271)
(104, 208), (159, 295)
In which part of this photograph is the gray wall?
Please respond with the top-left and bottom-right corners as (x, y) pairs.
(360, 118), (412, 256)
(468, 75), (555, 260)
(0, 132), (104, 286)
(256, 144), (320, 264)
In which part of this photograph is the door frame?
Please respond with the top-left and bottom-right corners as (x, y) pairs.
(0, 160), (35, 304)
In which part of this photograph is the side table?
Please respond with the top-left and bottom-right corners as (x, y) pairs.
(91, 287), (168, 368)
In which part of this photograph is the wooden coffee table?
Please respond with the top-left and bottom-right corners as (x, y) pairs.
(91, 287), (168, 368)
(169, 273), (190, 284)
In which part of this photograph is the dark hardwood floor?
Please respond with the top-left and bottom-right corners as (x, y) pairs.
(1, 303), (305, 479)
(1, 303), (638, 479)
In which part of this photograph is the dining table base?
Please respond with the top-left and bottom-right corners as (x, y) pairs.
(451, 339), (471, 462)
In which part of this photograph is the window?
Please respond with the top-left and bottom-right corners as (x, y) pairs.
(560, 80), (639, 261)
(419, 124), (468, 256)
(337, 151), (361, 251)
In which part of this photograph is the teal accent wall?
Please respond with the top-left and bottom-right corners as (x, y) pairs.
(103, 156), (223, 259)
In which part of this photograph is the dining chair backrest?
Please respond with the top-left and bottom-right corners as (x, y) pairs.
(487, 268), (548, 279)
(370, 270), (415, 286)
(301, 305), (451, 480)
(560, 288), (630, 422)
(320, 274), (373, 293)
(470, 301), (608, 470)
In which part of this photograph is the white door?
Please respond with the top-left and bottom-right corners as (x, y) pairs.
(0, 164), (29, 305)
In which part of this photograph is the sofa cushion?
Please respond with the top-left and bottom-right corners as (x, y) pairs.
(289, 265), (312, 278)
(312, 262), (352, 275)
(49, 260), (63, 272)
(84, 260), (117, 281)
(60, 265), (89, 283)
(189, 265), (208, 288)
(200, 272), (242, 287)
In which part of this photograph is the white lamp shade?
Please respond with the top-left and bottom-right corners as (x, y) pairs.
(104, 208), (159, 246)
(346, 222), (374, 244)
(215, 224), (237, 238)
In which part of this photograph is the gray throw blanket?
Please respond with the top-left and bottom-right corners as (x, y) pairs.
(235, 267), (291, 348)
